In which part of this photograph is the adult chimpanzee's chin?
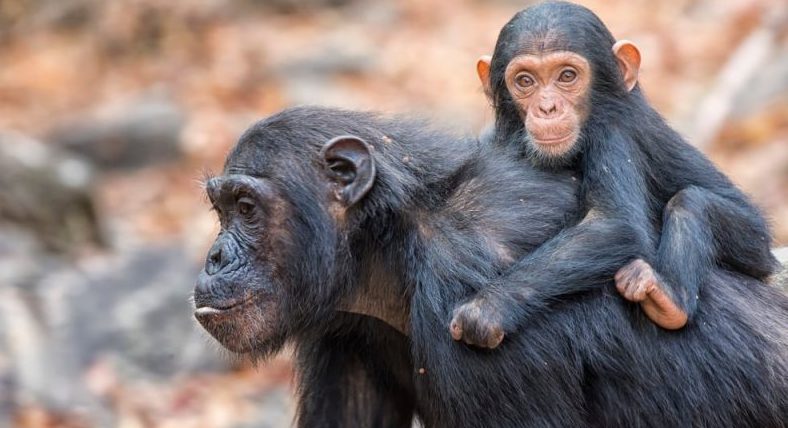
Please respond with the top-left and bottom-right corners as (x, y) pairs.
(193, 278), (284, 354)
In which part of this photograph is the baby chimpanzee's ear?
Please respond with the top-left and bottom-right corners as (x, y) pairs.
(612, 40), (641, 92)
(320, 135), (376, 206)
(477, 55), (493, 101)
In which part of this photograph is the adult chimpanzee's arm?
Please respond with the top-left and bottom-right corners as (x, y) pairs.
(450, 130), (656, 348)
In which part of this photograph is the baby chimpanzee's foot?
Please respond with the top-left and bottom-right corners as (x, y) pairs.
(615, 259), (688, 330)
(450, 296), (505, 348)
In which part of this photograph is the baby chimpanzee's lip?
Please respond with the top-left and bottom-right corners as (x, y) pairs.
(533, 133), (573, 146)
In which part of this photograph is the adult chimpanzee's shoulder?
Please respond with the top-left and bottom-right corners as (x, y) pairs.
(460, 144), (580, 219)
(433, 144), (580, 260)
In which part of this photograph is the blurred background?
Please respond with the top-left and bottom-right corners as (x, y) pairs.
(0, 0), (785, 426)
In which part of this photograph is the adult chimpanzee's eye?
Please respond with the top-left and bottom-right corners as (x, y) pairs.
(558, 69), (577, 83)
(515, 73), (535, 89)
(237, 197), (255, 217)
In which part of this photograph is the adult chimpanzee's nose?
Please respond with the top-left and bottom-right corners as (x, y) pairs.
(205, 240), (229, 275)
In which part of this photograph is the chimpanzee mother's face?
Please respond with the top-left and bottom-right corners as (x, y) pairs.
(193, 120), (383, 356)
(193, 174), (290, 354)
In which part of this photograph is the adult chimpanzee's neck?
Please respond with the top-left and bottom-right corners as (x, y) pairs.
(337, 244), (412, 334)
(336, 134), (482, 335)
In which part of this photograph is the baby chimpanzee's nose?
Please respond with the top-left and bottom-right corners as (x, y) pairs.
(538, 100), (557, 116)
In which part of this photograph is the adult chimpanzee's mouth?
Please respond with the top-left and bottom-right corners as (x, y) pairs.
(193, 295), (255, 317)
(193, 306), (223, 316)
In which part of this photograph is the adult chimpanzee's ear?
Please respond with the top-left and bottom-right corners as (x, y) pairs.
(477, 55), (493, 100)
(612, 40), (641, 92)
(320, 135), (376, 206)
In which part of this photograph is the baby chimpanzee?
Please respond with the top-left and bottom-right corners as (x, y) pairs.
(450, 1), (778, 347)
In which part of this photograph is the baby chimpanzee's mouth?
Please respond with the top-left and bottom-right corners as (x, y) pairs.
(534, 135), (572, 145)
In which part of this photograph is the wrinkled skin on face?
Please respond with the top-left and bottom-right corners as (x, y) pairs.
(504, 52), (591, 159)
(193, 174), (290, 355)
(192, 125), (383, 357)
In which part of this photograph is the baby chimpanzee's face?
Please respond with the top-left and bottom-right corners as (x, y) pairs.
(504, 51), (591, 159)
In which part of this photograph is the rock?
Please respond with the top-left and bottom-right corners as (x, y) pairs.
(37, 245), (224, 377)
(50, 98), (185, 171)
(234, 387), (294, 428)
(773, 247), (788, 265)
(0, 132), (103, 253)
(0, 243), (227, 422)
(774, 247), (788, 292)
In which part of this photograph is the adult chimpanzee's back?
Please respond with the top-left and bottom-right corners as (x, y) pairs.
(193, 106), (788, 427)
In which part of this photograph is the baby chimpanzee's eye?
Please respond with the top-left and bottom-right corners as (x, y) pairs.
(516, 73), (535, 88)
(558, 69), (577, 83)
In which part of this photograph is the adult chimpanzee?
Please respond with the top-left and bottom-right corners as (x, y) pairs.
(193, 106), (788, 427)
(450, 1), (779, 346)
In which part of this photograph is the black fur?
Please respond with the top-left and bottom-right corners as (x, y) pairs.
(458, 1), (779, 339)
(206, 106), (788, 427)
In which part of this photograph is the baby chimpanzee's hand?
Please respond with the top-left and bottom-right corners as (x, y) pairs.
(450, 295), (506, 348)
